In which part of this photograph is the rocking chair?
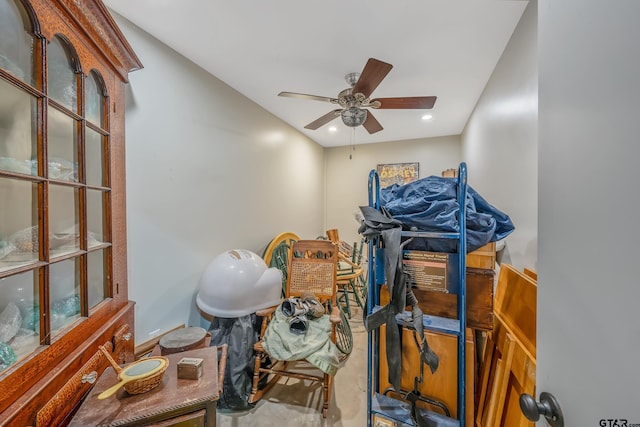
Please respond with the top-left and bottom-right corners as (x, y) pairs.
(248, 239), (341, 418)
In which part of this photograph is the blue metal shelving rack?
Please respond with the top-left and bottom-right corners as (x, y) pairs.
(366, 162), (468, 427)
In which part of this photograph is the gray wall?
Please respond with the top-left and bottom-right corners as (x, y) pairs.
(462, 1), (538, 271)
(538, 0), (640, 422)
(325, 136), (462, 247)
(114, 15), (326, 343)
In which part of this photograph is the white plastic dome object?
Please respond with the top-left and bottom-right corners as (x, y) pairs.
(196, 249), (282, 318)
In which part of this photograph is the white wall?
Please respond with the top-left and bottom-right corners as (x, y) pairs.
(538, 0), (640, 422)
(113, 14), (326, 343)
(325, 135), (461, 246)
(462, 1), (538, 271)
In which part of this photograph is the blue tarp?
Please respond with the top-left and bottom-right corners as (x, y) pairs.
(379, 176), (514, 253)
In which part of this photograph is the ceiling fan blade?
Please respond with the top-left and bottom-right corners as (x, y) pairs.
(279, 91), (338, 104)
(352, 58), (393, 99)
(362, 110), (383, 134)
(371, 96), (437, 109)
(304, 109), (341, 130)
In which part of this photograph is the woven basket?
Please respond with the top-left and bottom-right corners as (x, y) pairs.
(122, 358), (169, 394)
(99, 346), (169, 395)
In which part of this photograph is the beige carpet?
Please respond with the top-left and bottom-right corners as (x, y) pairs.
(217, 306), (368, 426)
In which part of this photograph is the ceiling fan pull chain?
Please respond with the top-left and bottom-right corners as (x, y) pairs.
(349, 127), (356, 160)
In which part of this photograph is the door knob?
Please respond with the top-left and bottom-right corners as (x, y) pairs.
(519, 392), (564, 427)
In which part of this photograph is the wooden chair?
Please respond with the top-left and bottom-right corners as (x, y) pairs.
(326, 229), (367, 318)
(262, 231), (300, 296)
(248, 239), (341, 418)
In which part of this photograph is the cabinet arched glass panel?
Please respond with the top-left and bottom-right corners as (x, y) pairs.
(47, 36), (78, 112)
(85, 70), (105, 129)
(0, 0), (35, 85)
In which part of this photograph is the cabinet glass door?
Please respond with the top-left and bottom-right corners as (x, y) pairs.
(0, 0), (112, 372)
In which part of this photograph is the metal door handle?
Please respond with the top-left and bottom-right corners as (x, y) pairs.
(520, 392), (564, 427)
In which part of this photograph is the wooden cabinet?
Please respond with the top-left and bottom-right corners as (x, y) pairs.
(0, 0), (142, 424)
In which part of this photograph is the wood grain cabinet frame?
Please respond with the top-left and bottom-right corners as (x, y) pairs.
(0, 0), (141, 425)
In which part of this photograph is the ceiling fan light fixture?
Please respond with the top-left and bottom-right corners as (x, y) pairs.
(341, 107), (367, 127)
(345, 72), (360, 87)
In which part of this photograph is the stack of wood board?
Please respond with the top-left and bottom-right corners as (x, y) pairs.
(467, 242), (497, 270)
(475, 264), (537, 427)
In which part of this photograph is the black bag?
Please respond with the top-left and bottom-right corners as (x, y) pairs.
(208, 314), (261, 411)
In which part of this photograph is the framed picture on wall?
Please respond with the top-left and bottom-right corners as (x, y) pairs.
(376, 162), (419, 188)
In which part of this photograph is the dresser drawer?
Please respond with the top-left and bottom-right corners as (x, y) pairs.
(146, 409), (206, 427)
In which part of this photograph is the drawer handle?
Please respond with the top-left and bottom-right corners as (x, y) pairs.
(121, 333), (132, 341)
(81, 371), (98, 384)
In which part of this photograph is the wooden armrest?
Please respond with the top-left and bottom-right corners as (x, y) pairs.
(216, 344), (228, 395)
(337, 267), (364, 283)
(256, 305), (279, 317)
(329, 306), (341, 324)
(338, 253), (360, 268)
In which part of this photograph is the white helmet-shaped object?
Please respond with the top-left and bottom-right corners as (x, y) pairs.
(196, 249), (282, 318)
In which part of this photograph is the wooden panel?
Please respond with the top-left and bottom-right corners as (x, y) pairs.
(467, 242), (496, 270)
(494, 264), (536, 358)
(523, 268), (537, 281)
(381, 267), (495, 330)
(502, 372), (533, 427)
(475, 324), (535, 427)
(475, 263), (536, 427)
(379, 326), (475, 426)
(487, 334), (515, 427)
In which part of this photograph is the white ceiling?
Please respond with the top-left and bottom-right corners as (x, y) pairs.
(104, 0), (528, 148)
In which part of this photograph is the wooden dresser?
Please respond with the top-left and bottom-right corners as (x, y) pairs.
(0, 0), (142, 425)
(69, 346), (223, 427)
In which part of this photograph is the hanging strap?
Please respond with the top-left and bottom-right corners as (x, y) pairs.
(359, 206), (439, 391)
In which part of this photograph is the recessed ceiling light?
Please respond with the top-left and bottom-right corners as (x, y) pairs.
(421, 114), (433, 121)
(328, 126), (338, 132)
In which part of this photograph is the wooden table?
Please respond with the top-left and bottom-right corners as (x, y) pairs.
(69, 346), (223, 427)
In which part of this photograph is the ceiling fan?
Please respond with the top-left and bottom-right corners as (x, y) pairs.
(278, 58), (437, 134)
